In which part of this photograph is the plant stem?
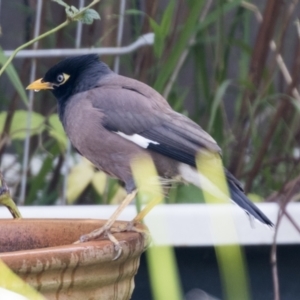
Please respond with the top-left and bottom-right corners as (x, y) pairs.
(0, 0), (101, 77)
(0, 172), (22, 219)
(0, 20), (68, 77)
(229, 0), (282, 176)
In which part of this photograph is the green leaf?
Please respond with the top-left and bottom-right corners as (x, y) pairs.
(291, 97), (300, 112)
(0, 47), (28, 106)
(207, 80), (231, 133)
(53, 0), (100, 24)
(78, 8), (100, 24)
(149, 18), (164, 57)
(148, 0), (175, 58)
(149, 18), (161, 33)
(52, 0), (70, 9)
(196, 0), (243, 32)
(0, 110), (45, 139)
(124, 9), (145, 16)
(147, 246), (182, 300)
(67, 159), (95, 203)
(160, 0), (175, 38)
(48, 114), (67, 151)
(193, 44), (211, 106)
(247, 193), (263, 203)
(92, 171), (107, 196)
(154, 1), (206, 92)
(26, 152), (56, 205)
(176, 184), (205, 203)
(66, 6), (79, 18)
(0, 260), (46, 300)
(196, 154), (250, 300)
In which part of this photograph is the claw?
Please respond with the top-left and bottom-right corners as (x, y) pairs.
(73, 219), (150, 260)
(107, 231), (123, 260)
(111, 221), (151, 250)
(72, 190), (139, 259)
(74, 227), (124, 260)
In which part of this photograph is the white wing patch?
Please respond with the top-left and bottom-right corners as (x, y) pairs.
(116, 131), (159, 148)
(178, 163), (230, 202)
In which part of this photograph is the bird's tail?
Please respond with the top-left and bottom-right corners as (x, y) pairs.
(226, 177), (273, 227)
(178, 164), (274, 227)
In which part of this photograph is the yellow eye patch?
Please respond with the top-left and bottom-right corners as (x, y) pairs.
(62, 73), (70, 83)
(56, 73), (70, 85)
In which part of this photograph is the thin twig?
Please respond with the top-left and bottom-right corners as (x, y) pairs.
(242, 0), (300, 191)
(241, 156), (300, 177)
(283, 210), (300, 234)
(231, 1), (298, 179)
(240, 1), (300, 96)
(271, 180), (299, 300)
(245, 39), (300, 192)
(0, 0), (101, 77)
(271, 208), (282, 300)
(230, 0), (282, 177)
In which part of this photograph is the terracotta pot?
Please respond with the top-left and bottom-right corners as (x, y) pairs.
(0, 219), (147, 300)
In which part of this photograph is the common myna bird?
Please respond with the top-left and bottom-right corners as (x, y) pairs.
(27, 54), (273, 254)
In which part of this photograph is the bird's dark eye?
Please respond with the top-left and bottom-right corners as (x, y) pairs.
(56, 74), (64, 83)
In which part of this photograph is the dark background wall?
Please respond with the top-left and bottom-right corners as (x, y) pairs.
(133, 245), (300, 300)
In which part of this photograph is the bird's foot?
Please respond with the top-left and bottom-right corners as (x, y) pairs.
(111, 221), (151, 249)
(74, 224), (123, 260)
(74, 190), (139, 259)
(74, 220), (150, 260)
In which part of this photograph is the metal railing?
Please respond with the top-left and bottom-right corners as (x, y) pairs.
(2, 0), (154, 204)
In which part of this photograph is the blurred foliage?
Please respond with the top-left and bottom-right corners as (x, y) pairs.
(48, 114), (67, 151)
(131, 154), (183, 300)
(0, 260), (45, 300)
(0, 110), (45, 139)
(1, 1), (299, 299)
(197, 152), (250, 300)
(0, 173), (21, 218)
(0, 0), (299, 207)
(0, 47), (28, 106)
(53, 0), (101, 24)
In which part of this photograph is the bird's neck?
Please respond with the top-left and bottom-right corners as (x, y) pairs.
(57, 96), (69, 122)
(56, 61), (113, 121)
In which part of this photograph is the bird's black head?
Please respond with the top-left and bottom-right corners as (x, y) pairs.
(27, 54), (112, 100)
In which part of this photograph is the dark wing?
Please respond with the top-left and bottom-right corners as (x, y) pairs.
(88, 82), (221, 167)
(87, 78), (273, 227)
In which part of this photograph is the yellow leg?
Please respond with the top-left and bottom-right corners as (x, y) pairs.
(111, 194), (163, 250)
(76, 189), (162, 260)
(109, 194), (161, 251)
(133, 194), (163, 222)
(74, 189), (138, 260)
(76, 189), (137, 243)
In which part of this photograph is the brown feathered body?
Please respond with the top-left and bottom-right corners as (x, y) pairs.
(27, 54), (273, 226)
(62, 73), (219, 192)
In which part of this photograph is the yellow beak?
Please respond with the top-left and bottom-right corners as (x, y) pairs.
(26, 78), (53, 90)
